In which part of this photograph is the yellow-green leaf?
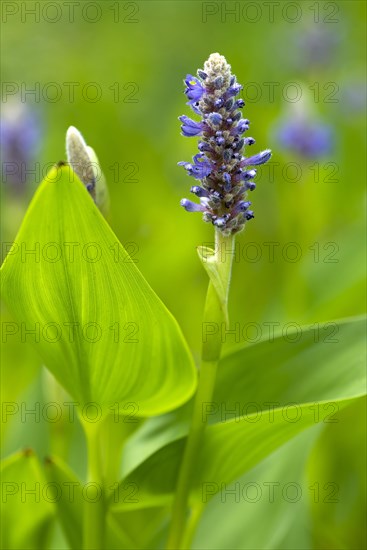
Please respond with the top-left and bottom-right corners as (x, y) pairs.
(1, 450), (54, 549)
(1, 166), (196, 416)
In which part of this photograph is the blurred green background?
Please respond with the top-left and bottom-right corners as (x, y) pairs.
(1, 1), (366, 548)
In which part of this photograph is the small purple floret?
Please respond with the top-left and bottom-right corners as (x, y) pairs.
(184, 75), (204, 105)
(243, 149), (272, 166)
(178, 153), (212, 180)
(179, 115), (204, 137)
(180, 198), (205, 212)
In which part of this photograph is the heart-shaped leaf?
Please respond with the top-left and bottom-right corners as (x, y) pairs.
(1, 165), (197, 416)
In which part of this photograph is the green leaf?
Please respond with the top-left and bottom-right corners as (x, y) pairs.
(0, 305), (41, 404)
(1, 165), (197, 416)
(111, 316), (366, 509)
(197, 246), (228, 324)
(193, 429), (318, 549)
(121, 402), (191, 479)
(307, 397), (367, 550)
(1, 305), (41, 443)
(190, 396), (357, 498)
(1, 450), (54, 549)
(108, 507), (169, 549)
(44, 456), (141, 550)
(44, 456), (83, 550)
(211, 315), (366, 420)
(116, 397), (359, 510)
(123, 315), (366, 469)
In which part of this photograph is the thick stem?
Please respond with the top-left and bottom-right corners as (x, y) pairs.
(83, 421), (106, 550)
(166, 231), (235, 549)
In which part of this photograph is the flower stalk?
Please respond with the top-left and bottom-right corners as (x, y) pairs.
(168, 52), (271, 548)
(167, 230), (235, 549)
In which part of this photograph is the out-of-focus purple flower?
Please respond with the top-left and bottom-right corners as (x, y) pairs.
(0, 100), (42, 191)
(277, 118), (333, 158)
(295, 26), (340, 69)
(178, 53), (271, 235)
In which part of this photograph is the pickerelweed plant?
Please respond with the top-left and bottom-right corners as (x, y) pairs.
(167, 53), (272, 548)
(1, 53), (366, 550)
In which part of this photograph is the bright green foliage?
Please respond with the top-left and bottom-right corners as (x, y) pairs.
(111, 317), (366, 508)
(1, 450), (54, 549)
(1, 166), (197, 417)
(44, 456), (83, 550)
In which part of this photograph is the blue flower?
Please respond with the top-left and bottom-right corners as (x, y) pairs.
(295, 26), (339, 69)
(277, 119), (333, 158)
(184, 75), (204, 105)
(240, 169), (257, 181)
(233, 119), (250, 135)
(180, 198), (206, 212)
(0, 100), (42, 192)
(179, 115), (205, 137)
(242, 149), (272, 166)
(226, 83), (243, 98)
(190, 185), (209, 198)
(208, 113), (222, 126)
(178, 153), (212, 180)
(178, 53), (271, 235)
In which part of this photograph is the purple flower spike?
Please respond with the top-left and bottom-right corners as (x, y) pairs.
(178, 53), (271, 235)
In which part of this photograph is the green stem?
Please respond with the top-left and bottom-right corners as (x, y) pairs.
(82, 420), (106, 550)
(180, 503), (205, 550)
(167, 231), (235, 549)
